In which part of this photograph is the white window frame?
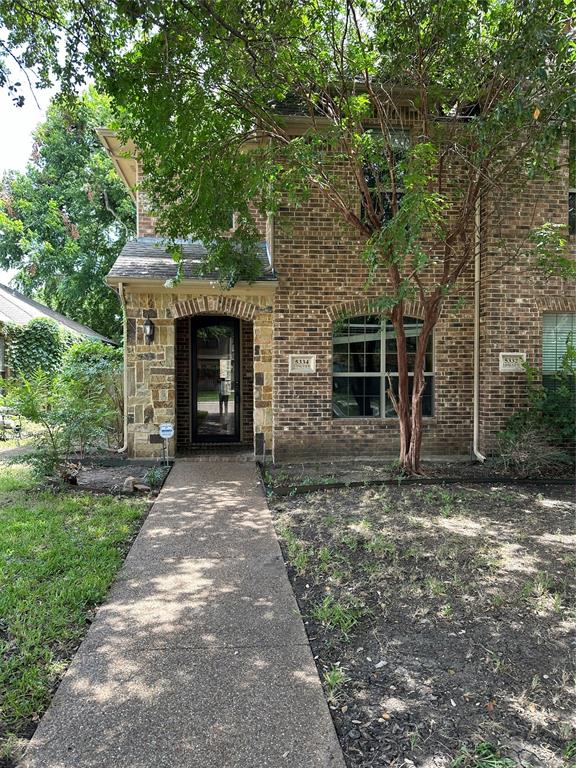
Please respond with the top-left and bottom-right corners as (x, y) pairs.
(332, 315), (434, 419)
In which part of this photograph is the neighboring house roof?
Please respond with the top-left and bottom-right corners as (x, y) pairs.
(107, 237), (276, 284)
(0, 283), (115, 344)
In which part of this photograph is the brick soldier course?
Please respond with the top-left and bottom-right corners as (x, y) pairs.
(100, 127), (575, 462)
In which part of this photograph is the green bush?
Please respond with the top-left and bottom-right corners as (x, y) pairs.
(502, 343), (575, 447)
(1, 368), (115, 475)
(494, 343), (575, 476)
(1, 330), (124, 474)
(4, 317), (71, 376)
(62, 339), (123, 446)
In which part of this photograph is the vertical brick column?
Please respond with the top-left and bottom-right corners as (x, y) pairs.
(136, 163), (158, 238)
(240, 320), (254, 444)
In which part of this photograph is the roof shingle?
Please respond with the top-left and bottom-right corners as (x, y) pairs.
(0, 284), (115, 344)
(107, 238), (276, 282)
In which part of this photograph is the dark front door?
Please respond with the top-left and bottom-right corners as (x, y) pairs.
(191, 316), (240, 442)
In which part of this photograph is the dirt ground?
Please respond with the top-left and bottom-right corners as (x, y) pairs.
(263, 459), (574, 492)
(74, 462), (170, 493)
(270, 482), (575, 768)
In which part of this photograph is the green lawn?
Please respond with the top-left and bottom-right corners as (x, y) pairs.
(0, 464), (149, 764)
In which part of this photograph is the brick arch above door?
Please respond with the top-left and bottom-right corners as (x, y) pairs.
(171, 295), (263, 321)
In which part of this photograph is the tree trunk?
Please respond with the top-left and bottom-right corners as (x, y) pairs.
(392, 301), (440, 475)
(391, 305), (411, 467)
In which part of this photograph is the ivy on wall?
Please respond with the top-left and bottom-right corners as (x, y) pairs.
(2, 318), (76, 377)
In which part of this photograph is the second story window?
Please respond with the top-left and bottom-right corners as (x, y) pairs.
(361, 129), (410, 226)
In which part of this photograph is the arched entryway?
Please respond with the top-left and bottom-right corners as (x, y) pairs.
(175, 314), (254, 452)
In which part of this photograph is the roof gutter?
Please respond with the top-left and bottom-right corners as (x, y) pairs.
(473, 194), (486, 463)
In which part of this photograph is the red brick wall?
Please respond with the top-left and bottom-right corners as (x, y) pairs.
(270, 153), (574, 460)
(270, 178), (475, 459)
(175, 317), (191, 446)
(478, 148), (576, 450)
(135, 144), (574, 461)
(136, 164), (157, 238)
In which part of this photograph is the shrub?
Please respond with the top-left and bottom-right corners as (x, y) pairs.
(4, 317), (71, 376)
(62, 339), (123, 446)
(494, 342), (575, 476)
(144, 466), (166, 489)
(1, 366), (115, 476)
(494, 426), (572, 478)
(503, 343), (575, 447)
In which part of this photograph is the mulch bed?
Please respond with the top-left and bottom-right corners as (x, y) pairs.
(74, 462), (170, 494)
(270, 482), (575, 767)
(262, 459), (575, 496)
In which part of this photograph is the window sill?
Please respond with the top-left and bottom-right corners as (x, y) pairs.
(332, 416), (436, 423)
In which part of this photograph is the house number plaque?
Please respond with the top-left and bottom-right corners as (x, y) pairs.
(499, 352), (526, 373)
(289, 354), (317, 374)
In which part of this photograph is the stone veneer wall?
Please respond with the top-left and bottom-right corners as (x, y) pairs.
(125, 290), (274, 458)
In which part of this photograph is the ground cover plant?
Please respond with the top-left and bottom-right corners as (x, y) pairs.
(0, 463), (149, 767)
(271, 482), (575, 767)
(1, 338), (124, 478)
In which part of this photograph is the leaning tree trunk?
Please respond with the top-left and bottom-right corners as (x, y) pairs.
(406, 317), (436, 474)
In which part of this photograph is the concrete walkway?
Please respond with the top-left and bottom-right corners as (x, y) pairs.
(22, 460), (345, 768)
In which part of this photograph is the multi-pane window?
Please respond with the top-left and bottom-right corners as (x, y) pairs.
(542, 313), (576, 390)
(332, 315), (434, 418)
(361, 129), (410, 224)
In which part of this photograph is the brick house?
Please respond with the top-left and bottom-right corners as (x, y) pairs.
(97, 124), (575, 461)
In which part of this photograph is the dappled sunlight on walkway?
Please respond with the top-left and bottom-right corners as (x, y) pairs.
(22, 461), (344, 768)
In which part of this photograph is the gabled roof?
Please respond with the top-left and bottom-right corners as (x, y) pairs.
(107, 238), (276, 284)
(0, 283), (116, 344)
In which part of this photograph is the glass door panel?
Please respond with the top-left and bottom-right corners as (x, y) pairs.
(192, 317), (240, 442)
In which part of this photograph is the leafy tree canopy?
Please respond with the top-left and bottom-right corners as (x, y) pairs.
(0, 88), (135, 339)
(1, 0), (574, 470)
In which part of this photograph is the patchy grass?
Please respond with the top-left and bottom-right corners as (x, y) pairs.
(0, 463), (149, 766)
(323, 664), (349, 707)
(271, 482), (575, 768)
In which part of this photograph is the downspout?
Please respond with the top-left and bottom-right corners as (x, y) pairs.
(473, 195), (486, 462)
(117, 281), (129, 454)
